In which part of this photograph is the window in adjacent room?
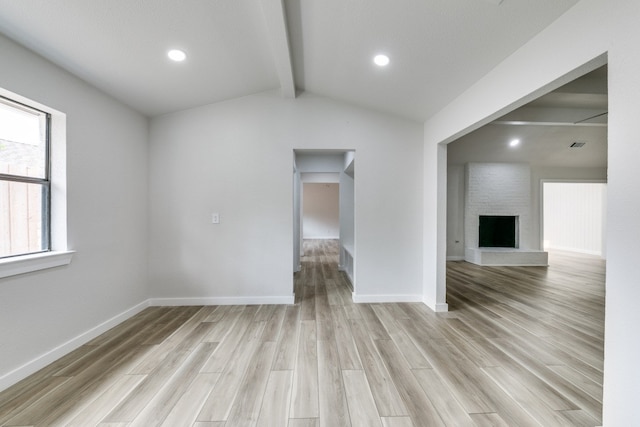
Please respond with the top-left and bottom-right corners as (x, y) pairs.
(0, 95), (51, 258)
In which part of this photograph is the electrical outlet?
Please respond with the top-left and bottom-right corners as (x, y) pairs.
(212, 213), (220, 224)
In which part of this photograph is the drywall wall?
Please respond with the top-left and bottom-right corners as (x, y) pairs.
(149, 92), (424, 303)
(302, 183), (339, 239)
(296, 152), (344, 173)
(293, 161), (301, 271)
(0, 34), (149, 389)
(422, 141), (448, 311)
(424, 0), (639, 423)
(446, 164), (465, 260)
(339, 166), (355, 273)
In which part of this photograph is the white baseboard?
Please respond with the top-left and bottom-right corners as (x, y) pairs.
(0, 292), (298, 392)
(149, 295), (295, 306)
(0, 300), (150, 392)
(434, 302), (449, 312)
(303, 236), (339, 240)
(352, 293), (423, 303)
(446, 256), (465, 261)
(423, 297), (449, 313)
(545, 246), (603, 257)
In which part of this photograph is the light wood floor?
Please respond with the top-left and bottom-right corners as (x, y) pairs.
(0, 240), (604, 426)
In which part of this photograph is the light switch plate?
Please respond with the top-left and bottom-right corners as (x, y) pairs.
(212, 213), (220, 224)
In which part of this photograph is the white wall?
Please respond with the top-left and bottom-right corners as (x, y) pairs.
(424, 0), (639, 423)
(302, 183), (339, 239)
(446, 164), (465, 260)
(149, 92), (424, 303)
(0, 34), (149, 389)
(543, 182), (607, 256)
(292, 160), (301, 271)
(300, 172), (340, 183)
(296, 152), (344, 173)
(339, 152), (356, 281)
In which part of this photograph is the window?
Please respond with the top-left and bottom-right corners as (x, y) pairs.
(0, 89), (71, 278)
(0, 96), (50, 258)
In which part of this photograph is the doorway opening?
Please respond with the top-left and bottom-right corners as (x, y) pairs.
(443, 60), (608, 423)
(293, 149), (355, 295)
(446, 64), (608, 265)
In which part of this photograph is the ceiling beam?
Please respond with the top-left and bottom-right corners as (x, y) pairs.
(495, 105), (608, 126)
(492, 120), (607, 127)
(260, 0), (296, 98)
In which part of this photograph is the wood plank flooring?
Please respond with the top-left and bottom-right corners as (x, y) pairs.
(0, 240), (604, 426)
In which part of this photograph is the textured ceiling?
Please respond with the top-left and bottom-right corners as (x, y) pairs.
(0, 0), (579, 119)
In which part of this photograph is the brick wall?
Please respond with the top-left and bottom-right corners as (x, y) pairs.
(465, 163), (532, 250)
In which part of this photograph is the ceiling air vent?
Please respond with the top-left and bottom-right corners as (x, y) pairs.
(570, 142), (586, 148)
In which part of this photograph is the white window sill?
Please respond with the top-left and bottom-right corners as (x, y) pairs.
(0, 251), (75, 279)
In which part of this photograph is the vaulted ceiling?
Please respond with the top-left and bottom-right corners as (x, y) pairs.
(0, 0), (579, 119)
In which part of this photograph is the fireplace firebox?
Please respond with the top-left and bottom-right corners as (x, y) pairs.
(479, 215), (518, 248)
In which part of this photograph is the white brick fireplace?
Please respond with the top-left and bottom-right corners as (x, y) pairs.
(464, 162), (548, 266)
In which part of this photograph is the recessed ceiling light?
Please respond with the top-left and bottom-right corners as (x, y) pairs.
(373, 54), (390, 67)
(509, 139), (520, 147)
(167, 49), (186, 62)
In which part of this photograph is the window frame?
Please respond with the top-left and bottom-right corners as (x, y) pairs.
(0, 88), (73, 279)
(0, 95), (52, 259)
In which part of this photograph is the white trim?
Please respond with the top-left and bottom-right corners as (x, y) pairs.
(446, 256), (465, 261)
(149, 295), (295, 306)
(0, 87), (69, 277)
(468, 262), (548, 267)
(352, 292), (423, 303)
(545, 246), (604, 257)
(0, 299), (149, 392)
(0, 292), (297, 391)
(0, 250), (75, 279)
(433, 302), (449, 312)
(423, 297), (449, 313)
(301, 236), (340, 240)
